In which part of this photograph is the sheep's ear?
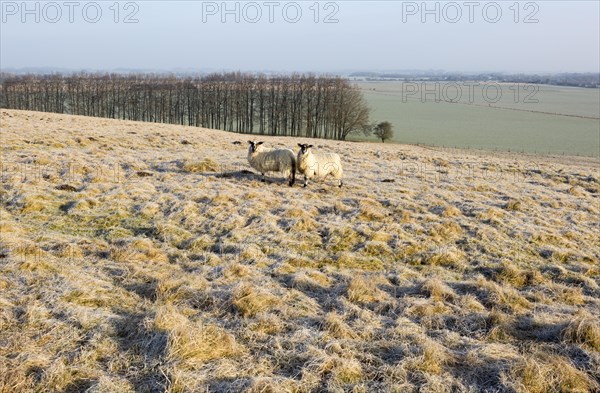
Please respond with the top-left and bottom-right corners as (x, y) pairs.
(297, 143), (303, 148)
(248, 140), (254, 145)
(308, 145), (314, 148)
(256, 142), (264, 146)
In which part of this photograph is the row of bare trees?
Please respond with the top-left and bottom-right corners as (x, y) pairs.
(0, 72), (371, 140)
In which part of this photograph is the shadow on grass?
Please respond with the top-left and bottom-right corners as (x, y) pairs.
(111, 310), (169, 393)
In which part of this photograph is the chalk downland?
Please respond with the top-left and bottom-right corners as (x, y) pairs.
(1, 109), (598, 392)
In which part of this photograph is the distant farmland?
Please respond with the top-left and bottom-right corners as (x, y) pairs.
(357, 81), (600, 157)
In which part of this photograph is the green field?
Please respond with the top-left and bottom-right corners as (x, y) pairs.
(356, 81), (600, 157)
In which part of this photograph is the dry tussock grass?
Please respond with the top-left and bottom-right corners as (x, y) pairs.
(420, 278), (456, 301)
(406, 339), (455, 375)
(181, 158), (219, 173)
(503, 352), (599, 393)
(323, 312), (358, 340)
(562, 311), (600, 351)
(477, 277), (532, 313)
(1, 109), (598, 392)
(346, 276), (385, 304)
(232, 283), (281, 317)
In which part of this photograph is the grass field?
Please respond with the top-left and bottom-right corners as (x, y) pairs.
(356, 82), (600, 157)
(1, 109), (599, 392)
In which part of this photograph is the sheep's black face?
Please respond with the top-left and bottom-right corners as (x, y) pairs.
(297, 143), (313, 155)
(248, 141), (263, 153)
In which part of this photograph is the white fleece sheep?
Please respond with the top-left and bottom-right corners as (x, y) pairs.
(296, 143), (343, 188)
(247, 141), (296, 186)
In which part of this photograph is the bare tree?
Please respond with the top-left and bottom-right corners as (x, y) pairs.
(334, 81), (371, 140)
(373, 121), (394, 143)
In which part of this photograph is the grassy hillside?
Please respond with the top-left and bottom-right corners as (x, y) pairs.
(1, 109), (599, 392)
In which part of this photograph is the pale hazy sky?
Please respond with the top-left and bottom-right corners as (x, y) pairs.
(1, 1), (599, 73)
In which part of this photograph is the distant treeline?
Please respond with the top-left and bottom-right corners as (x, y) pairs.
(350, 72), (600, 88)
(0, 73), (371, 140)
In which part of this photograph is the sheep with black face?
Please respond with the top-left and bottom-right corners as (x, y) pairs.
(296, 143), (343, 188)
(247, 141), (296, 186)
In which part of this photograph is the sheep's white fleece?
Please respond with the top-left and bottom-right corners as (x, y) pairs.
(297, 149), (343, 186)
(247, 144), (296, 185)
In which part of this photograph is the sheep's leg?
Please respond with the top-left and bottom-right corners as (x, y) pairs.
(261, 173), (265, 182)
(303, 175), (308, 188)
(338, 180), (343, 188)
(290, 159), (296, 187)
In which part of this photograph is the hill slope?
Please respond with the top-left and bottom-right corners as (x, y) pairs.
(1, 109), (599, 392)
